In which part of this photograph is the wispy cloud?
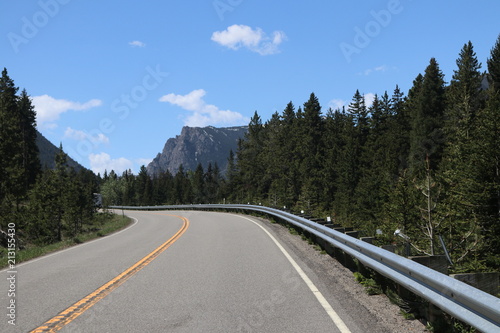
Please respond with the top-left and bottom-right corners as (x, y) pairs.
(129, 40), (146, 48)
(64, 127), (109, 144)
(89, 152), (133, 175)
(211, 24), (286, 55)
(358, 65), (389, 76)
(159, 89), (249, 127)
(32, 95), (102, 129)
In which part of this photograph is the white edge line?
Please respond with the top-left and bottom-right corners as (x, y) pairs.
(234, 214), (352, 333)
(1, 216), (139, 272)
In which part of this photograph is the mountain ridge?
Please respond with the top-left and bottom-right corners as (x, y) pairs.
(146, 125), (247, 177)
(36, 130), (85, 171)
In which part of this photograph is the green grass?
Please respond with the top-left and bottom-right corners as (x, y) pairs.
(1, 213), (132, 268)
(353, 271), (383, 295)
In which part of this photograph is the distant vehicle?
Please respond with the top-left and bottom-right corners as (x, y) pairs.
(93, 193), (103, 208)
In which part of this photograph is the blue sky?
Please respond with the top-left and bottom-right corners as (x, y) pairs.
(2, 0), (500, 175)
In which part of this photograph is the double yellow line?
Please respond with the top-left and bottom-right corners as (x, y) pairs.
(31, 214), (189, 332)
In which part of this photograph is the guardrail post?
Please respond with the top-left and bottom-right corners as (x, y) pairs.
(380, 244), (396, 253)
(451, 272), (499, 296)
(409, 256), (448, 275)
(361, 237), (374, 244)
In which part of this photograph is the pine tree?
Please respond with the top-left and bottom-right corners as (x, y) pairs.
(440, 42), (487, 267)
(17, 89), (41, 193)
(0, 68), (20, 203)
(487, 34), (500, 91)
(173, 165), (192, 204)
(54, 144), (68, 241)
(486, 34), (500, 218)
(205, 162), (221, 203)
(278, 102), (301, 206)
(472, 35), (500, 268)
(64, 168), (84, 237)
(236, 111), (265, 202)
(332, 110), (359, 224)
(192, 163), (206, 203)
(322, 108), (344, 210)
(224, 149), (238, 200)
(27, 145), (68, 243)
(264, 102), (299, 208)
(354, 93), (395, 229)
(151, 170), (173, 204)
(121, 169), (136, 205)
(0, 70), (40, 210)
(330, 90), (370, 225)
(136, 165), (152, 205)
(347, 90), (369, 144)
(261, 111), (282, 201)
(27, 170), (60, 243)
(408, 58), (446, 174)
(298, 93), (324, 211)
(390, 85), (411, 172)
(446, 41), (484, 140)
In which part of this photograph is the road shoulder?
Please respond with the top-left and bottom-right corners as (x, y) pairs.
(248, 214), (427, 333)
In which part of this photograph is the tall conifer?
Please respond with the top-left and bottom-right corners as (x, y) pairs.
(441, 42), (486, 266)
(487, 34), (500, 91)
(408, 58), (446, 174)
(0, 68), (19, 203)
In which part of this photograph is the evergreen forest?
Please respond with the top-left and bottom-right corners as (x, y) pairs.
(0, 68), (100, 247)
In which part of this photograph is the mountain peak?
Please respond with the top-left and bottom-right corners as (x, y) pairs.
(146, 125), (247, 177)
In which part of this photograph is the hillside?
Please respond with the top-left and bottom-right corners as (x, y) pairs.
(146, 126), (247, 176)
(36, 130), (84, 171)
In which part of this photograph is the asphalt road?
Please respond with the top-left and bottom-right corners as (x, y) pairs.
(0, 210), (421, 332)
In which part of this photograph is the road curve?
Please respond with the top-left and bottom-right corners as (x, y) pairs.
(1, 210), (418, 332)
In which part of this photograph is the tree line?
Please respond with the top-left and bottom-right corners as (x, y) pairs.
(100, 163), (228, 207)
(0, 68), (100, 246)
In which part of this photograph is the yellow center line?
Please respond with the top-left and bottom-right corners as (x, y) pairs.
(30, 213), (189, 333)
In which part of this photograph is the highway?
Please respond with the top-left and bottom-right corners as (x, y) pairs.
(0, 210), (425, 332)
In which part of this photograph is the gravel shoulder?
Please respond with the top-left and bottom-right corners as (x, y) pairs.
(252, 215), (428, 333)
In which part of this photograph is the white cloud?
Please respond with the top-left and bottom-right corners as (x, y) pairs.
(364, 93), (376, 108)
(211, 24), (286, 55)
(136, 158), (153, 167)
(64, 127), (109, 144)
(32, 95), (102, 129)
(359, 65), (389, 76)
(129, 40), (146, 48)
(89, 152), (133, 175)
(328, 99), (347, 110)
(374, 65), (388, 72)
(160, 89), (206, 112)
(159, 89), (249, 127)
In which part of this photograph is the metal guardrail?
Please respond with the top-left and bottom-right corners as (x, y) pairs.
(110, 204), (500, 332)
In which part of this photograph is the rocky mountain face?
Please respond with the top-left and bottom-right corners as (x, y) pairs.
(36, 130), (84, 171)
(146, 126), (248, 177)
